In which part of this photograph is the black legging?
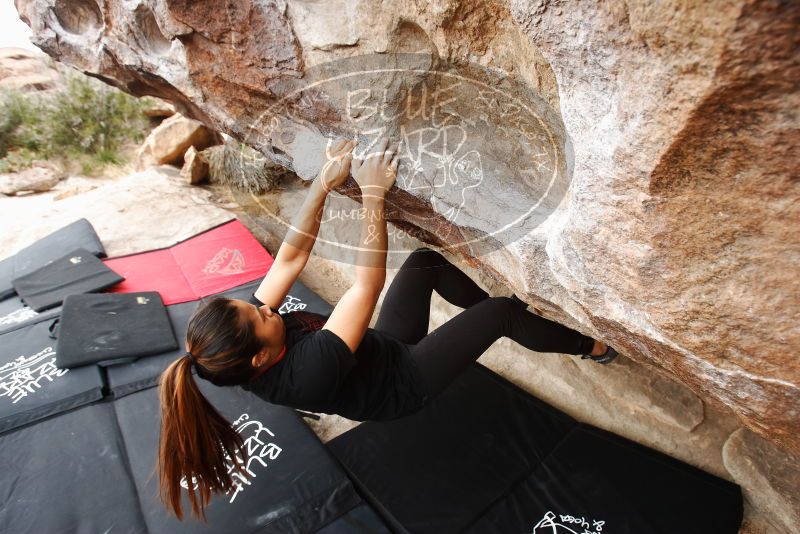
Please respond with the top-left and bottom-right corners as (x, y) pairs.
(374, 247), (595, 399)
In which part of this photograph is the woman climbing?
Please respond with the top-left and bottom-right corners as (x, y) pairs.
(157, 136), (618, 521)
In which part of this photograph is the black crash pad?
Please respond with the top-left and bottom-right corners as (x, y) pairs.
(56, 291), (177, 369)
(113, 379), (361, 533)
(327, 363), (743, 534)
(0, 218), (106, 300)
(218, 277), (335, 316)
(0, 319), (105, 434)
(12, 248), (123, 312)
(0, 401), (147, 533)
(106, 279), (334, 399)
(0, 294), (60, 336)
(316, 503), (391, 534)
(465, 423), (743, 534)
(0, 257), (13, 301)
(105, 298), (197, 398)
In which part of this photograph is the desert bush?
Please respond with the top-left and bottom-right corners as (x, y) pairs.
(202, 139), (291, 193)
(0, 72), (149, 173)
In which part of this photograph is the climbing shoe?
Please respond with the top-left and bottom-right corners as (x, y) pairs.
(581, 345), (619, 365)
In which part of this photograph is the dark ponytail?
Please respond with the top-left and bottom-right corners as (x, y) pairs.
(157, 297), (267, 521)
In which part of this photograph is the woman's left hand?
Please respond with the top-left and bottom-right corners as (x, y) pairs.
(319, 138), (356, 193)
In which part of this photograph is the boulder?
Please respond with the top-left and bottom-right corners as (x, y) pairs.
(180, 145), (209, 185)
(136, 113), (221, 170)
(723, 428), (800, 533)
(0, 47), (62, 92)
(0, 162), (63, 195)
(14, 0), (799, 461)
(141, 97), (176, 118)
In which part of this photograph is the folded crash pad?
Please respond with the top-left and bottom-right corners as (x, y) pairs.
(12, 248), (124, 312)
(0, 319), (105, 434)
(105, 298), (198, 398)
(114, 379), (362, 533)
(0, 218), (106, 300)
(104, 220), (273, 305)
(327, 364), (743, 534)
(106, 279), (333, 399)
(56, 292), (178, 369)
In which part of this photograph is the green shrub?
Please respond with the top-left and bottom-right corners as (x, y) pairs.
(0, 90), (43, 158)
(0, 72), (150, 173)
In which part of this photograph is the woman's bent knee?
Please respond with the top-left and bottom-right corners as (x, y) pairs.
(486, 295), (517, 311)
(405, 246), (443, 268)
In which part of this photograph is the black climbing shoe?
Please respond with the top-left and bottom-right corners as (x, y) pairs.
(581, 345), (619, 365)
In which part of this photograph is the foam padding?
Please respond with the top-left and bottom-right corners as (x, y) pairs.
(0, 258), (14, 301)
(105, 299), (199, 398)
(105, 279), (333, 399)
(328, 363), (576, 532)
(465, 424), (743, 534)
(12, 248), (124, 311)
(0, 401), (148, 532)
(0, 218), (106, 299)
(0, 294), (60, 336)
(103, 248), (197, 304)
(0, 319), (105, 434)
(316, 503), (391, 533)
(216, 277), (335, 316)
(114, 379), (361, 533)
(327, 364), (743, 534)
(104, 220), (273, 305)
(56, 292), (178, 368)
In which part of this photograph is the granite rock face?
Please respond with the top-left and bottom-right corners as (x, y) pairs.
(14, 0), (800, 458)
(723, 428), (800, 533)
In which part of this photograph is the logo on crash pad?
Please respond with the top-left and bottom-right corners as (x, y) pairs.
(532, 511), (605, 534)
(202, 248), (245, 275)
(0, 346), (68, 404)
(180, 412), (282, 504)
(69, 256), (82, 264)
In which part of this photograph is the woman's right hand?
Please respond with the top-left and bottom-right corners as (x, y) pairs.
(351, 136), (401, 197)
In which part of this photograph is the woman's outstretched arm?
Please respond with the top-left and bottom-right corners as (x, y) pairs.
(324, 136), (400, 353)
(254, 139), (355, 308)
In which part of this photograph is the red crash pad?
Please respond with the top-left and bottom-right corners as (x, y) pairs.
(104, 221), (273, 305)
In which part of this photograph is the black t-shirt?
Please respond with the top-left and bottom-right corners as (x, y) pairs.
(239, 294), (429, 421)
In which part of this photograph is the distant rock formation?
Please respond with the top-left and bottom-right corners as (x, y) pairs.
(0, 47), (62, 92)
(13, 0), (800, 464)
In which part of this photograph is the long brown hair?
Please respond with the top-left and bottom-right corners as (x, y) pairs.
(157, 297), (266, 521)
